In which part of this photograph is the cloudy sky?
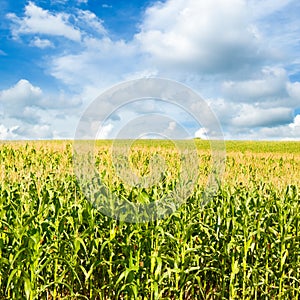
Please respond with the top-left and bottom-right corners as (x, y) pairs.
(0, 0), (300, 140)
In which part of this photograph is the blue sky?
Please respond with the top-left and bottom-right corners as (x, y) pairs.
(0, 0), (299, 140)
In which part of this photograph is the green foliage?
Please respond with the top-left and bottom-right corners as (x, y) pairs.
(0, 141), (299, 299)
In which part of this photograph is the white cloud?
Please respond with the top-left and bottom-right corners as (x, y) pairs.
(239, 114), (300, 140)
(206, 95), (300, 140)
(287, 81), (300, 101)
(250, 0), (300, 60)
(7, 1), (81, 41)
(0, 49), (7, 56)
(50, 36), (138, 89)
(0, 80), (47, 124)
(0, 122), (57, 140)
(3, 0), (300, 140)
(0, 79), (42, 109)
(102, 4), (112, 9)
(0, 79), (81, 112)
(231, 106), (293, 128)
(195, 127), (208, 140)
(50, 0), (68, 4)
(96, 123), (113, 139)
(0, 79), (83, 140)
(289, 114), (300, 129)
(0, 125), (18, 140)
(112, 115), (191, 139)
(13, 124), (54, 139)
(167, 121), (176, 131)
(206, 98), (238, 127)
(222, 67), (288, 102)
(77, 10), (107, 35)
(136, 0), (268, 73)
(30, 36), (54, 48)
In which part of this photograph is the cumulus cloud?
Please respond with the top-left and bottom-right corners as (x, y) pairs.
(287, 82), (300, 102)
(207, 95), (299, 140)
(50, 37), (138, 89)
(6, 1), (107, 49)
(222, 67), (288, 102)
(48, 0), (286, 94)
(235, 114), (300, 140)
(136, 0), (268, 74)
(96, 123), (113, 139)
(0, 80), (49, 126)
(195, 127), (208, 140)
(0, 122), (57, 140)
(289, 114), (300, 129)
(3, 0), (300, 140)
(0, 125), (19, 140)
(30, 36), (54, 48)
(0, 80), (83, 139)
(231, 106), (293, 128)
(13, 124), (54, 139)
(7, 1), (82, 41)
(0, 79), (82, 112)
(0, 79), (42, 110)
(112, 115), (191, 139)
(220, 67), (300, 115)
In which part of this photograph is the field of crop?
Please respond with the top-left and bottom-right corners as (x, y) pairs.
(0, 140), (299, 299)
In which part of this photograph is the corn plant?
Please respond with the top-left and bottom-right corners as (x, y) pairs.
(0, 141), (299, 299)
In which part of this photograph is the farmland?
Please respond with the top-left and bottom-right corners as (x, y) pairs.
(0, 140), (299, 299)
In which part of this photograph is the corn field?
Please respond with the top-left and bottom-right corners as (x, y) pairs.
(0, 140), (299, 299)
